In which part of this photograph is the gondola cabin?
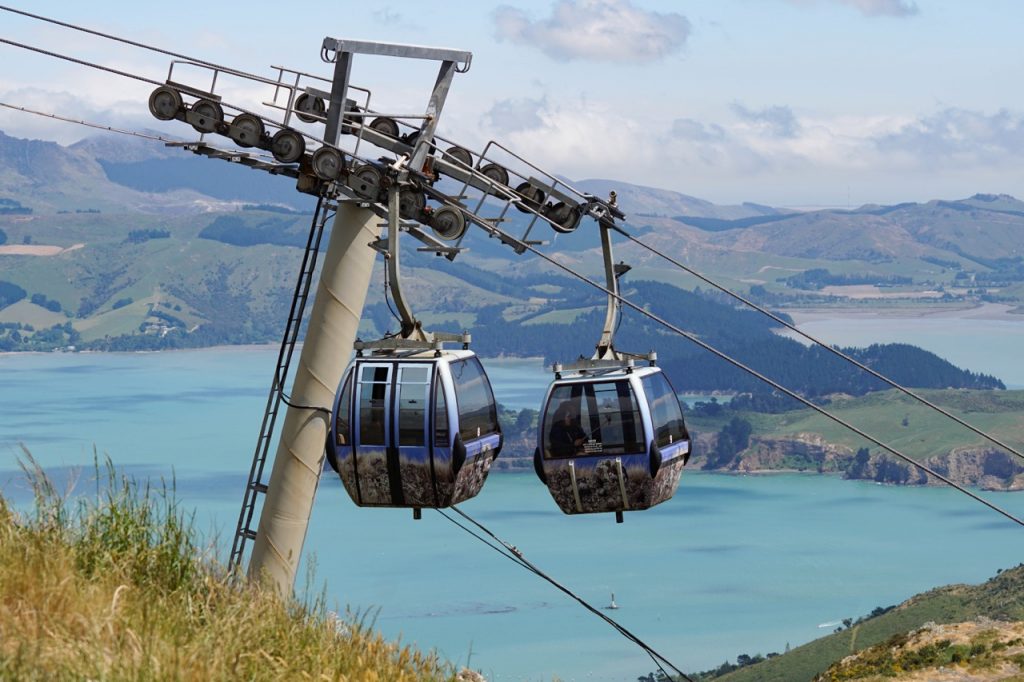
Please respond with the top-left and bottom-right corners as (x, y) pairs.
(328, 349), (502, 511)
(534, 365), (690, 518)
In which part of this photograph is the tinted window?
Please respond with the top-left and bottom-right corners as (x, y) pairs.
(543, 384), (582, 458)
(590, 381), (644, 454)
(642, 372), (688, 447)
(358, 365), (389, 446)
(397, 365), (429, 446)
(543, 380), (644, 458)
(449, 356), (499, 441)
(434, 380), (449, 447)
(335, 370), (353, 445)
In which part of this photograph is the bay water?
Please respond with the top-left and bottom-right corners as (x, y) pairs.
(784, 304), (1024, 388)
(2, 308), (1023, 680)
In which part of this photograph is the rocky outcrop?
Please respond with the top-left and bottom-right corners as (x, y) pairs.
(737, 434), (854, 473)
(694, 431), (1024, 490)
(924, 449), (1024, 491)
(817, 619), (1024, 681)
(691, 432), (854, 474)
(493, 423), (1024, 491)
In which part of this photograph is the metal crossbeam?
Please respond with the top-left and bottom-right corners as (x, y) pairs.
(321, 37), (471, 65)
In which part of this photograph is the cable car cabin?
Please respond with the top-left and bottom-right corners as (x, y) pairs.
(327, 350), (502, 510)
(534, 366), (690, 518)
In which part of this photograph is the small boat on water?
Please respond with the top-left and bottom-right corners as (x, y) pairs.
(605, 592), (619, 610)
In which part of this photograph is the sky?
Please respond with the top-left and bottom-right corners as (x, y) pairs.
(1, 0), (1022, 207)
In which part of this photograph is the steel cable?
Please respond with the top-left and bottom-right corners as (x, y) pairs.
(0, 36), (163, 86)
(0, 4), (273, 84)
(0, 101), (181, 142)
(611, 222), (1024, 465)
(438, 507), (692, 681)
(5, 9), (1022, 659)
(485, 223), (1024, 530)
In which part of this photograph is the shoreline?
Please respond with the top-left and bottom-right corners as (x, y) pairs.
(0, 345), (550, 361)
(4, 303), (1023, 358)
(783, 301), (1024, 325)
(0, 343), (280, 359)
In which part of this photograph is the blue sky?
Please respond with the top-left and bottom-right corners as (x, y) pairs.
(1, 0), (1022, 206)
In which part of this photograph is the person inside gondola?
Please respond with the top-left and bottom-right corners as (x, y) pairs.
(549, 402), (587, 457)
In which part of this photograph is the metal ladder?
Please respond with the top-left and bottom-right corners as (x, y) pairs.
(228, 195), (336, 572)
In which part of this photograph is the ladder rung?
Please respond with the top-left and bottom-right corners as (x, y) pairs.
(251, 482), (268, 494)
(241, 529), (257, 540)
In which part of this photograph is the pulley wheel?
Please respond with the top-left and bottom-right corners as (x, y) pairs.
(442, 145), (473, 168)
(294, 93), (326, 124)
(341, 104), (361, 135)
(228, 113), (265, 148)
(399, 188), (427, 220)
(270, 128), (305, 164)
(311, 146), (345, 181)
(479, 162), (509, 189)
(514, 182), (546, 214)
(430, 206), (467, 241)
(369, 116), (400, 138)
(349, 164), (382, 201)
(545, 201), (582, 233)
(402, 130), (436, 150)
(189, 98), (224, 134)
(148, 86), (182, 121)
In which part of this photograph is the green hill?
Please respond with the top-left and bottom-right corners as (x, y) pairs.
(0, 129), (1017, 399)
(688, 389), (1024, 489)
(0, 457), (455, 680)
(688, 564), (1024, 682)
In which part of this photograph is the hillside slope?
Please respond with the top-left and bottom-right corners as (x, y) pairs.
(818, 620), (1024, 681)
(707, 564), (1024, 682)
(687, 389), (1024, 489)
(0, 461), (457, 680)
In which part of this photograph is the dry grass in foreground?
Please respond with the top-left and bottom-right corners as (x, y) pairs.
(0, 456), (456, 681)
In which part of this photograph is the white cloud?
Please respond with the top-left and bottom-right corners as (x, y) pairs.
(484, 97), (548, 135)
(468, 91), (1024, 205)
(730, 103), (802, 138)
(875, 108), (1024, 163)
(786, 0), (919, 17)
(474, 94), (649, 180)
(493, 0), (691, 63)
(0, 87), (167, 146)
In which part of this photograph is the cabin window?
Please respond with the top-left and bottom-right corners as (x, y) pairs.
(335, 371), (353, 445)
(543, 384), (584, 458)
(434, 380), (449, 447)
(397, 365), (429, 446)
(590, 381), (644, 455)
(449, 356), (499, 441)
(642, 373), (688, 448)
(358, 365), (389, 446)
(543, 380), (644, 458)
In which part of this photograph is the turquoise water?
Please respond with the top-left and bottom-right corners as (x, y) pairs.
(2, 346), (1024, 680)
(784, 309), (1024, 388)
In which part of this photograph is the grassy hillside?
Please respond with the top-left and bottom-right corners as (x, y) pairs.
(688, 389), (1024, 488)
(700, 564), (1024, 682)
(816, 620), (1024, 681)
(0, 457), (456, 680)
(5, 129), (1024, 314)
(693, 390), (1024, 461)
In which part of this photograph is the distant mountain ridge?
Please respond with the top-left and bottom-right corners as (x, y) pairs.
(2, 128), (1021, 375)
(0, 130), (308, 213)
(5, 128), (1024, 251)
